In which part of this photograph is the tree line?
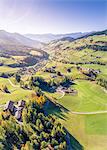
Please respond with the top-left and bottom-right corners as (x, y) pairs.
(0, 97), (67, 150)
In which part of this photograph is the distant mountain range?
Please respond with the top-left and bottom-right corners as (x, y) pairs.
(0, 30), (43, 50)
(0, 29), (106, 53)
(43, 29), (107, 54)
(25, 29), (107, 43)
(77, 29), (107, 39)
(24, 32), (90, 43)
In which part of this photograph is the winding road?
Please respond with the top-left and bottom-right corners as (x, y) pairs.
(56, 90), (65, 99)
(0, 78), (107, 115)
(7, 79), (20, 88)
(69, 110), (107, 115)
(46, 95), (107, 115)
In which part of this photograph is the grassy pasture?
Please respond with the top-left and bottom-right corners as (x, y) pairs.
(80, 64), (107, 80)
(0, 66), (19, 73)
(46, 79), (107, 150)
(0, 34), (106, 149)
(54, 48), (107, 64)
(56, 80), (107, 112)
(42, 59), (107, 150)
(59, 112), (107, 150)
(46, 100), (107, 150)
(0, 77), (33, 105)
(0, 57), (17, 65)
(92, 35), (107, 42)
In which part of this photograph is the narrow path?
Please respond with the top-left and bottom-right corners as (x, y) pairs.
(2, 78), (107, 115)
(69, 110), (107, 115)
(57, 90), (65, 99)
(7, 79), (20, 88)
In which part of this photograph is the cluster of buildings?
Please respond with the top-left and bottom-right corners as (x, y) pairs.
(3, 100), (26, 121)
(19, 67), (37, 75)
(57, 85), (77, 95)
(44, 66), (56, 73)
(44, 66), (66, 78)
(77, 66), (100, 78)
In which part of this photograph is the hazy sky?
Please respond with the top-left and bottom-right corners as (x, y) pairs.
(0, 0), (106, 34)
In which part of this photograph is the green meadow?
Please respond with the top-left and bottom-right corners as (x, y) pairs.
(46, 80), (107, 150)
(0, 33), (107, 150)
(44, 60), (107, 150)
(56, 80), (107, 112)
(0, 77), (33, 105)
(0, 66), (19, 73)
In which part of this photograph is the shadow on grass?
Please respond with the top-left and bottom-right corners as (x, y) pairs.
(44, 100), (84, 150)
(44, 100), (69, 120)
(67, 130), (84, 150)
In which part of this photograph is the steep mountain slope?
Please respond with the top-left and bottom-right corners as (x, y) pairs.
(25, 32), (89, 43)
(0, 30), (43, 49)
(57, 37), (74, 42)
(0, 30), (48, 67)
(77, 29), (107, 40)
(26, 30), (106, 44)
(44, 29), (107, 64)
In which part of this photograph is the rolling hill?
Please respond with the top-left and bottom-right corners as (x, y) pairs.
(25, 32), (89, 43)
(0, 30), (43, 50)
(44, 29), (107, 77)
(0, 30), (48, 68)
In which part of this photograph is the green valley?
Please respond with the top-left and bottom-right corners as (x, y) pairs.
(0, 29), (107, 150)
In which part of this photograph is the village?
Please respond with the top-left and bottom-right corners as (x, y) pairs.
(77, 66), (101, 79)
(3, 100), (26, 122)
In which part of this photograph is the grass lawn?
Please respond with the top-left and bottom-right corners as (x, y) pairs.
(0, 57), (17, 65)
(80, 64), (107, 80)
(46, 101), (107, 150)
(59, 112), (107, 150)
(53, 80), (107, 112)
(35, 71), (52, 81)
(85, 114), (107, 135)
(0, 66), (19, 73)
(44, 34), (107, 150)
(0, 77), (34, 105)
(46, 79), (107, 150)
(40, 60), (107, 150)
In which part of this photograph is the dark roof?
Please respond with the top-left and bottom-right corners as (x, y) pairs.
(4, 100), (14, 111)
(18, 100), (26, 107)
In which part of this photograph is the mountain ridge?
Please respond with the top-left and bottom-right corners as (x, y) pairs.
(0, 30), (43, 49)
(24, 32), (89, 43)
